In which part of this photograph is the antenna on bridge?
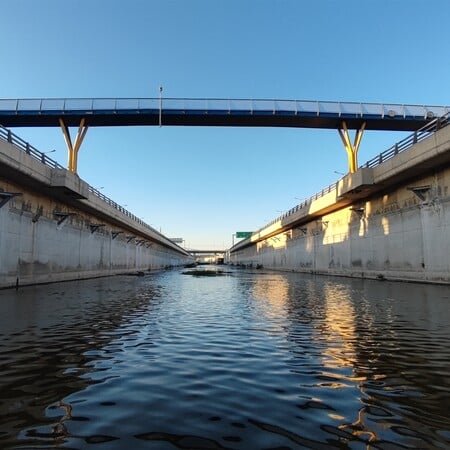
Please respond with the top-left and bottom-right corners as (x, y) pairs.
(159, 85), (163, 127)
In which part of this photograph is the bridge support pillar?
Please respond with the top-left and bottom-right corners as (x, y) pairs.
(338, 121), (366, 174)
(59, 118), (89, 174)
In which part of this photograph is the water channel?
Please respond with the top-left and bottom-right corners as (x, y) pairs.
(0, 267), (449, 449)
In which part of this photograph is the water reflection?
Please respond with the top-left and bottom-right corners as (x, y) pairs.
(0, 270), (449, 449)
(321, 282), (357, 371)
(248, 273), (450, 448)
(0, 277), (163, 448)
(251, 273), (289, 325)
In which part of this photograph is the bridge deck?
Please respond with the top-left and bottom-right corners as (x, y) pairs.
(1, 98), (448, 131)
(188, 250), (225, 254)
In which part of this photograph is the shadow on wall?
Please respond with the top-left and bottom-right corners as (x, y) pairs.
(251, 182), (447, 276)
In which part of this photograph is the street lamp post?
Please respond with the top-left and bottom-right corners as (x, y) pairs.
(159, 85), (163, 127)
(41, 149), (55, 163)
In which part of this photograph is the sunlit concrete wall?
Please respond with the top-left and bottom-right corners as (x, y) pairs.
(230, 168), (450, 284)
(0, 138), (191, 288)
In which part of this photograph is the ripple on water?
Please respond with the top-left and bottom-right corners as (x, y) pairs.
(0, 270), (449, 449)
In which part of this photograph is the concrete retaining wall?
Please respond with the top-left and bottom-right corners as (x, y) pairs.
(230, 126), (450, 284)
(231, 176), (450, 283)
(0, 138), (191, 289)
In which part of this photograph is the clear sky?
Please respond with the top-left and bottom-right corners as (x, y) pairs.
(1, 0), (450, 249)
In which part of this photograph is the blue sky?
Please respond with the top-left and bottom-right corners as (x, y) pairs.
(1, 0), (450, 249)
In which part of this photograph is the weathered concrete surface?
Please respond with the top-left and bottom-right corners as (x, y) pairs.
(230, 125), (450, 284)
(0, 138), (192, 289)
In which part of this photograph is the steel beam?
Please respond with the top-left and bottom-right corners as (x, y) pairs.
(59, 118), (89, 173)
(338, 121), (366, 173)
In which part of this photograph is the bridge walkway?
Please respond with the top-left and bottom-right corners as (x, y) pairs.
(1, 97), (448, 175)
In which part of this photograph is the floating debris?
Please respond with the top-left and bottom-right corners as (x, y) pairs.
(181, 270), (229, 277)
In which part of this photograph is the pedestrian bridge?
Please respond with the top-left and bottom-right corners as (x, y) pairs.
(1, 97), (447, 130)
(1, 96), (448, 175)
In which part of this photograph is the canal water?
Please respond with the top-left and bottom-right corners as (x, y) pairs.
(0, 267), (449, 449)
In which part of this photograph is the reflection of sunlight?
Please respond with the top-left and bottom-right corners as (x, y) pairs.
(257, 233), (287, 251)
(251, 275), (289, 322)
(320, 283), (357, 369)
(305, 234), (314, 253)
(358, 217), (366, 237)
(339, 408), (378, 444)
(382, 216), (389, 235)
(320, 284), (380, 443)
(322, 209), (350, 244)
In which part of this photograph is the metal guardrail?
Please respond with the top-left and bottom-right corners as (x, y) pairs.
(0, 125), (64, 169)
(362, 113), (449, 168)
(251, 112), (450, 239)
(0, 97), (449, 119)
(0, 124), (163, 237)
(86, 185), (162, 234)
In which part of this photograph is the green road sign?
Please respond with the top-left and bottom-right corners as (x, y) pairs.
(236, 231), (253, 239)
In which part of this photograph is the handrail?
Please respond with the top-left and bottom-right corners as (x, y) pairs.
(0, 97), (448, 119)
(362, 112), (449, 168)
(0, 124), (64, 169)
(0, 123), (165, 239)
(86, 185), (162, 235)
(248, 113), (450, 241)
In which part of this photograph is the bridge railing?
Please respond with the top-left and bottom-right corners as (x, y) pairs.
(0, 125), (64, 169)
(362, 112), (449, 168)
(0, 123), (165, 237)
(0, 98), (449, 119)
(253, 112), (450, 236)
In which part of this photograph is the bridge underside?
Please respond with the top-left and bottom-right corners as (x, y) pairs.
(0, 111), (440, 132)
(1, 98), (447, 131)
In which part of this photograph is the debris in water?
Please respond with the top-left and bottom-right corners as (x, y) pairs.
(182, 270), (226, 277)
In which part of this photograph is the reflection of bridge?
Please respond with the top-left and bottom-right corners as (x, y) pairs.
(1, 97), (448, 174)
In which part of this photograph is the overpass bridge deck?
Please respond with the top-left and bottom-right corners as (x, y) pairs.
(1, 98), (448, 131)
(187, 250), (226, 254)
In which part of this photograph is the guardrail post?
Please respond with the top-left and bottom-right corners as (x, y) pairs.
(7, 130), (12, 143)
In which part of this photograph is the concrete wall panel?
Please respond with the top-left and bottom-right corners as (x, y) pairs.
(0, 176), (191, 288)
(231, 170), (450, 284)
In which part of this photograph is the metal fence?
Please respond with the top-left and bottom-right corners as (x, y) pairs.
(0, 97), (449, 119)
(0, 125), (64, 169)
(363, 113), (449, 168)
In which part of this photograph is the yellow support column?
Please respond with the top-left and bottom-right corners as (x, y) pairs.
(338, 121), (366, 174)
(59, 118), (89, 173)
